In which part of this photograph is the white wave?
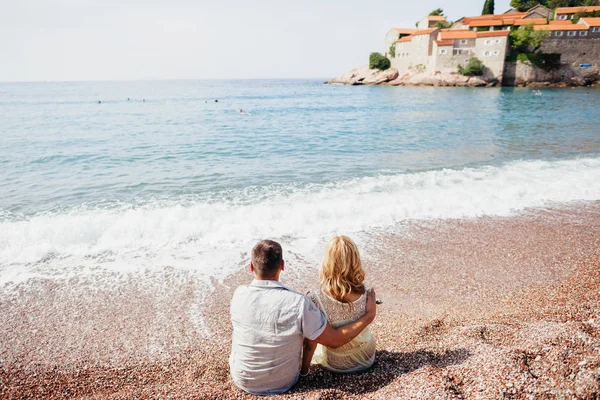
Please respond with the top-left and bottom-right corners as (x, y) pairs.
(1, 157), (600, 287)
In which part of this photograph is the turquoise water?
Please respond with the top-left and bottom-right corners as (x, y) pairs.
(1, 80), (600, 283)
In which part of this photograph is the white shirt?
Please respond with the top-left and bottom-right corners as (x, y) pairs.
(229, 279), (327, 396)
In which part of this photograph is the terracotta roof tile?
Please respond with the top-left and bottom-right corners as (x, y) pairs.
(427, 16), (447, 21)
(464, 13), (525, 22)
(435, 39), (453, 46)
(469, 19), (505, 27)
(502, 12), (528, 17)
(476, 30), (510, 37)
(580, 17), (600, 27)
(393, 28), (418, 34)
(549, 20), (574, 25)
(439, 30), (477, 40)
(513, 18), (548, 25)
(413, 28), (438, 35)
(534, 24), (588, 31)
(396, 36), (413, 43)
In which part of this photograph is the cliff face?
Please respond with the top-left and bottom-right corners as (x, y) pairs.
(327, 66), (493, 87)
(503, 61), (600, 87)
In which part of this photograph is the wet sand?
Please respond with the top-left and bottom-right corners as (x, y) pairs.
(1, 203), (600, 398)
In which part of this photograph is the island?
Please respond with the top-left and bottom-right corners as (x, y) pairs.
(329, 3), (600, 87)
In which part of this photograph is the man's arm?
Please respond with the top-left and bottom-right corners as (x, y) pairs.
(312, 288), (377, 349)
(301, 339), (318, 375)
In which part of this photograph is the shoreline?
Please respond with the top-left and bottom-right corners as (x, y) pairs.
(327, 65), (600, 88)
(1, 203), (600, 398)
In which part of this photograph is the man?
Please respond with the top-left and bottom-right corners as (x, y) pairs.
(229, 240), (377, 396)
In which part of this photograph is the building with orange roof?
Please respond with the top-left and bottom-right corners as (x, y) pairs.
(580, 17), (600, 28)
(417, 15), (447, 29)
(452, 4), (551, 32)
(385, 28), (418, 55)
(522, 4), (553, 20)
(555, 6), (600, 20)
(513, 18), (548, 26)
(393, 27), (440, 73)
(384, 4), (598, 83)
(429, 30), (510, 78)
(549, 19), (574, 25)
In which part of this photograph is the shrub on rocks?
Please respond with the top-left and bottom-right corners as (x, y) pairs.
(458, 57), (485, 76)
(369, 53), (391, 71)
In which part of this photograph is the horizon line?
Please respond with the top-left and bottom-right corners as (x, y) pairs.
(0, 77), (332, 84)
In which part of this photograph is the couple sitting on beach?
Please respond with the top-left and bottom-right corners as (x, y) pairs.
(229, 236), (377, 396)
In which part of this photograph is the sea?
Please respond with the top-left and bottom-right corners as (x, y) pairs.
(1, 80), (600, 289)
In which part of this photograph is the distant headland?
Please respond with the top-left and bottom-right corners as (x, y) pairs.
(329, 2), (600, 87)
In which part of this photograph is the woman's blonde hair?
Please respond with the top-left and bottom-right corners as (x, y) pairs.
(320, 235), (365, 303)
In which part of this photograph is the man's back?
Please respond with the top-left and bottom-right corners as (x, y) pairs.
(229, 280), (326, 395)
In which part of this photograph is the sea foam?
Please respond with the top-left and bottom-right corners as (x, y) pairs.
(1, 157), (599, 286)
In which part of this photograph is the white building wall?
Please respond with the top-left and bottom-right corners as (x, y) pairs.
(385, 30), (400, 55)
(474, 36), (509, 78)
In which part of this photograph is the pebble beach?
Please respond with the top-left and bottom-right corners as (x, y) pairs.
(2, 203), (600, 399)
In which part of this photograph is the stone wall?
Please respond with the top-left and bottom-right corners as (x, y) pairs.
(503, 60), (600, 86)
(539, 38), (600, 64)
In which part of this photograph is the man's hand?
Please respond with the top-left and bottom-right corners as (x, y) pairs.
(365, 288), (377, 324)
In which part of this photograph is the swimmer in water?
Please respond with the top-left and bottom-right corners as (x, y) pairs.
(236, 108), (251, 115)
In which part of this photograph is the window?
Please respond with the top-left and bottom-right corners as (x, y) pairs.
(495, 39), (501, 44)
(485, 39), (492, 46)
(567, 31), (577, 36)
(493, 50), (500, 56)
(484, 51), (492, 57)
(558, 14), (568, 20)
(453, 48), (471, 55)
(460, 39), (468, 44)
(555, 31), (564, 36)
(439, 49), (448, 55)
(593, 27), (600, 32)
(580, 31), (588, 36)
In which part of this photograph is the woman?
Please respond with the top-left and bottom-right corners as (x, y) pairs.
(301, 236), (376, 375)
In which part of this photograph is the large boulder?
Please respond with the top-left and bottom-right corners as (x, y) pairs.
(466, 76), (488, 87)
(328, 66), (398, 85)
(570, 76), (587, 87)
(405, 73), (440, 86)
(362, 68), (399, 84)
(438, 72), (469, 86)
(328, 65), (370, 85)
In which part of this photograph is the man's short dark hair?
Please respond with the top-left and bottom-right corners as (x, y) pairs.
(252, 240), (283, 277)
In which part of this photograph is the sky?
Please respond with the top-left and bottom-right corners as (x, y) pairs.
(1, 0), (511, 82)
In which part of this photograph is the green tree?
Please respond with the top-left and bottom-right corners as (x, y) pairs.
(512, 25), (549, 51)
(435, 20), (453, 28)
(547, 0), (596, 7)
(389, 43), (396, 58)
(510, 0), (545, 11)
(429, 8), (444, 16)
(369, 52), (391, 70)
(573, 9), (600, 23)
(510, 23), (550, 52)
(482, 0), (495, 15)
(514, 0), (593, 11)
(458, 57), (485, 76)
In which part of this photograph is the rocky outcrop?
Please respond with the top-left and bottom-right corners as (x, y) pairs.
(327, 66), (497, 87)
(504, 60), (600, 87)
(327, 66), (399, 85)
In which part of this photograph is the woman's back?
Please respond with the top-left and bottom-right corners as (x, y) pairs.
(309, 285), (376, 373)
